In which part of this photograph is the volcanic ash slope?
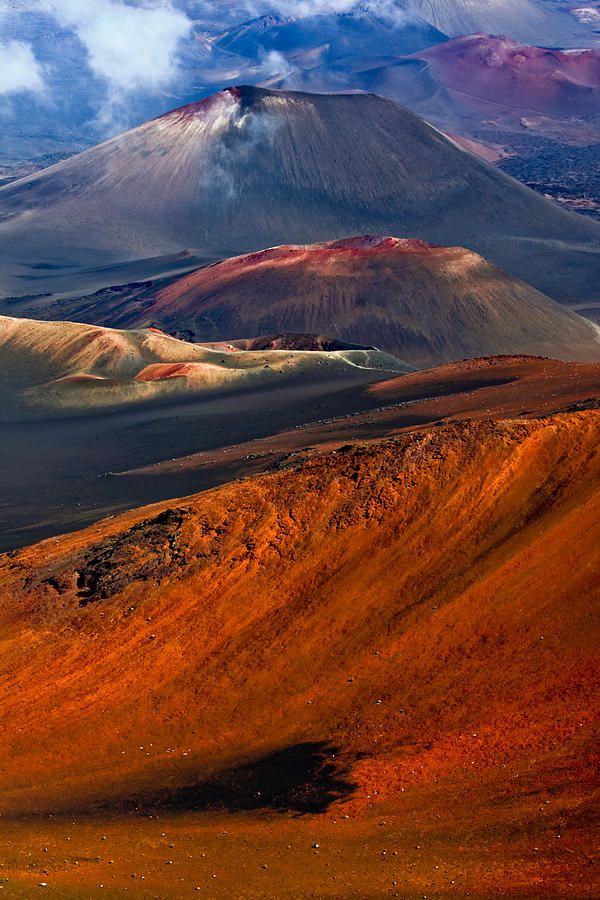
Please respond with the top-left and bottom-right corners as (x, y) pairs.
(1, 87), (599, 303)
(416, 35), (600, 120)
(76, 236), (600, 368)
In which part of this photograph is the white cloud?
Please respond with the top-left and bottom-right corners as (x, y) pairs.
(269, 0), (355, 13)
(44, 0), (192, 93)
(258, 49), (295, 77)
(0, 39), (46, 96)
(273, 0), (417, 25)
(222, 0), (415, 21)
(39, 0), (192, 131)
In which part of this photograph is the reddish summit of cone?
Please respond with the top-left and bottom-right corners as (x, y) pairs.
(155, 86), (244, 125)
(67, 236), (599, 369)
(316, 236), (442, 254)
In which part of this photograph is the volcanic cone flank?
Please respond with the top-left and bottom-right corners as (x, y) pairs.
(64, 236), (600, 367)
(1, 413), (598, 826)
(1, 87), (599, 303)
(417, 35), (600, 120)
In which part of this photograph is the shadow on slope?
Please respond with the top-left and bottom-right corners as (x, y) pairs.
(136, 742), (357, 816)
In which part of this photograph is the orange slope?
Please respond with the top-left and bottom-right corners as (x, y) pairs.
(0, 410), (598, 831)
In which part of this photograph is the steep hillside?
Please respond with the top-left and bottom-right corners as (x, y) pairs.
(216, 7), (446, 58)
(0, 411), (598, 895)
(1, 87), (599, 305)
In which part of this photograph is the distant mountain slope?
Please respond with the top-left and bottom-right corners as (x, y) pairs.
(43, 236), (600, 368)
(1, 0), (596, 172)
(216, 8), (447, 58)
(1, 87), (599, 306)
(265, 35), (600, 178)
(413, 0), (592, 46)
(275, 34), (600, 125)
(418, 34), (600, 116)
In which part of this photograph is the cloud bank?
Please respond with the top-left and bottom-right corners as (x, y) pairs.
(45, 0), (191, 92)
(41, 0), (192, 127)
(265, 0), (417, 25)
(0, 40), (46, 96)
(172, 0), (416, 26)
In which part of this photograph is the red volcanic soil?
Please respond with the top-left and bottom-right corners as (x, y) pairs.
(0, 406), (598, 896)
(2, 354), (598, 558)
(62, 236), (600, 368)
(154, 86), (243, 126)
(134, 362), (206, 382)
(367, 354), (600, 411)
(418, 34), (600, 119)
